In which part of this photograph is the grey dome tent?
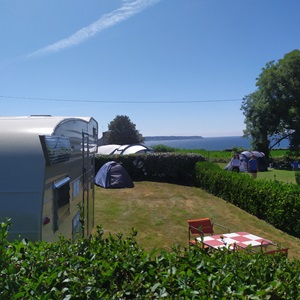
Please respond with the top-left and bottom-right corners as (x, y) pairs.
(94, 161), (134, 188)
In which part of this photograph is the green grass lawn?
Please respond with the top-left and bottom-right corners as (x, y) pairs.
(257, 168), (297, 183)
(94, 181), (300, 260)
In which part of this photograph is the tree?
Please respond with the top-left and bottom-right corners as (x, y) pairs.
(107, 115), (144, 144)
(241, 49), (300, 158)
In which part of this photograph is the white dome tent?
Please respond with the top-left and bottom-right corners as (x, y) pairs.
(97, 144), (153, 155)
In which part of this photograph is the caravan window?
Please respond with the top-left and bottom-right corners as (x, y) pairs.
(40, 135), (71, 165)
(53, 177), (70, 232)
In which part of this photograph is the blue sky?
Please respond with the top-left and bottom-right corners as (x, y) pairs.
(1, 0), (299, 137)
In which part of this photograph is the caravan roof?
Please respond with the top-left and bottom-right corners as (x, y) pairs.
(0, 115), (97, 151)
(0, 115), (94, 139)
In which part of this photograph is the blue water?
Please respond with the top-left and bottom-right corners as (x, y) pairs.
(143, 136), (289, 151)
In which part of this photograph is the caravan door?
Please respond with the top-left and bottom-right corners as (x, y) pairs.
(82, 131), (94, 237)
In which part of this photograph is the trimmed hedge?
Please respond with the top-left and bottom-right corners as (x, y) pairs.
(1, 220), (300, 299)
(195, 162), (300, 237)
(96, 153), (205, 186)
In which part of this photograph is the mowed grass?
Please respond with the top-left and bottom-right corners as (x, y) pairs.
(94, 181), (300, 259)
(257, 168), (297, 183)
(218, 163), (297, 183)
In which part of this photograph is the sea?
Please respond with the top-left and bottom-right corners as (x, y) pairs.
(143, 136), (290, 151)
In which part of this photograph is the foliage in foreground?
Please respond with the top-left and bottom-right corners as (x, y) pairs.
(1, 220), (300, 299)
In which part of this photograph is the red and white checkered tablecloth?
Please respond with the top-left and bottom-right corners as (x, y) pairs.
(196, 231), (273, 250)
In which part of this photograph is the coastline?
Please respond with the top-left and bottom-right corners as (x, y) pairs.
(144, 136), (203, 141)
(143, 136), (289, 151)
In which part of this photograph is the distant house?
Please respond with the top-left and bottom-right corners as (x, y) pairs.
(98, 131), (110, 146)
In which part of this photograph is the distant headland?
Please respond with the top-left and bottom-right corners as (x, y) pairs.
(144, 136), (203, 141)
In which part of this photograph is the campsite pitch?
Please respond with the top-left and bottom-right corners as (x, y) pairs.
(94, 181), (300, 259)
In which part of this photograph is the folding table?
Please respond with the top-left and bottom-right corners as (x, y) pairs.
(196, 231), (274, 251)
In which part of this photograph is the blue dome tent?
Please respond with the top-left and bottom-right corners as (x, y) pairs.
(94, 161), (134, 188)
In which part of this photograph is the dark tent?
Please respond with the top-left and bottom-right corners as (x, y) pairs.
(94, 161), (134, 188)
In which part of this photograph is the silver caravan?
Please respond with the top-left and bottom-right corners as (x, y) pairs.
(0, 116), (98, 242)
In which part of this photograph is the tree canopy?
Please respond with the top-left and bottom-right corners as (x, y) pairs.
(107, 115), (144, 144)
(241, 49), (300, 158)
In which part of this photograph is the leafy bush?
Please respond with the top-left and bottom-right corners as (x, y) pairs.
(1, 219), (300, 299)
(151, 144), (177, 152)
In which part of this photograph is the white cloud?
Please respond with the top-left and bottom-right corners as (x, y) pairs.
(28, 0), (160, 58)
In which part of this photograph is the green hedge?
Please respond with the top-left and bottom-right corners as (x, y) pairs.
(1, 220), (300, 299)
(195, 162), (300, 237)
(96, 153), (205, 186)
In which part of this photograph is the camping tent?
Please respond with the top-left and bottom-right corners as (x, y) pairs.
(94, 161), (134, 188)
(225, 151), (268, 172)
(97, 144), (153, 155)
(96, 144), (120, 155)
(240, 151), (268, 172)
(112, 144), (153, 155)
